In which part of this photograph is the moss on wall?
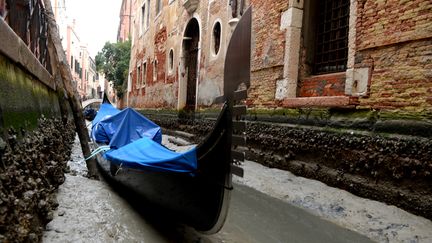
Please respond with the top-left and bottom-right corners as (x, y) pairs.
(0, 54), (60, 133)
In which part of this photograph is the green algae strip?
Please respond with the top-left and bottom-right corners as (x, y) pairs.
(0, 54), (61, 132)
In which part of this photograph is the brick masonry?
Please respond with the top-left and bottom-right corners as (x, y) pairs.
(299, 72), (346, 97)
(352, 0), (432, 113)
(356, 0), (432, 50)
(247, 0), (288, 108)
(356, 39), (432, 113)
(126, 0), (432, 115)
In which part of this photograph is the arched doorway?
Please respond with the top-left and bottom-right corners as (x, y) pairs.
(182, 18), (200, 111)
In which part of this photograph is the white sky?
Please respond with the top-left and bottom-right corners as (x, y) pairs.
(65, 0), (122, 57)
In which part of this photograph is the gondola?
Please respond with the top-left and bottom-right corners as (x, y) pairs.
(91, 8), (251, 233)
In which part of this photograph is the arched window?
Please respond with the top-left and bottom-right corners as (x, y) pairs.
(212, 21), (221, 56)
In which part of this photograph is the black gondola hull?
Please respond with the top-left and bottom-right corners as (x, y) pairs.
(93, 104), (233, 233)
(91, 7), (251, 233)
(95, 152), (231, 233)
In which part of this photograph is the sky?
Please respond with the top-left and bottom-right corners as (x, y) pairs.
(65, 0), (123, 57)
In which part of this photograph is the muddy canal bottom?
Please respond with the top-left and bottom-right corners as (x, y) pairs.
(43, 135), (432, 242)
(42, 135), (196, 242)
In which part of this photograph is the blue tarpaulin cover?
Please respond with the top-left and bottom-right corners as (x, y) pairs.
(91, 102), (197, 173)
(91, 103), (121, 143)
(92, 103), (121, 127)
(105, 137), (197, 173)
(95, 108), (162, 148)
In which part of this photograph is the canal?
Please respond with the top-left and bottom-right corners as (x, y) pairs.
(42, 135), (432, 242)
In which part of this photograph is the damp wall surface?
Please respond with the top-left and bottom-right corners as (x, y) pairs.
(0, 20), (75, 242)
(0, 54), (61, 131)
(140, 108), (432, 221)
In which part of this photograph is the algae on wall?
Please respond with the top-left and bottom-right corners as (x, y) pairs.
(0, 54), (61, 133)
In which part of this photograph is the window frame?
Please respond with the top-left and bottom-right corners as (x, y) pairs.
(156, 0), (162, 16)
(168, 49), (174, 74)
(139, 3), (146, 36)
(142, 61), (147, 88)
(211, 20), (222, 57)
(136, 62), (141, 89)
(153, 59), (158, 82)
(312, 0), (350, 75)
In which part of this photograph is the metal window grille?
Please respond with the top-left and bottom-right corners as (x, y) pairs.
(314, 0), (350, 74)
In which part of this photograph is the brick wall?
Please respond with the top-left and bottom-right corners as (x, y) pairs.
(154, 26), (167, 84)
(299, 72), (346, 97)
(354, 0), (432, 113)
(357, 0), (432, 50)
(357, 40), (432, 112)
(247, 66), (283, 108)
(249, 0), (287, 70)
(247, 0), (288, 108)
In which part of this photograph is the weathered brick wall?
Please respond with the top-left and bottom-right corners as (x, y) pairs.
(299, 72), (346, 97)
(353, 0), (432, 113)
(247, 0), (288, 108)
(356, 39), (432, 113)
(357, 0), (432, 50)
(249, 0), (287, 70)
(248, 66), (283, 108)
(154, 26), (167, 84)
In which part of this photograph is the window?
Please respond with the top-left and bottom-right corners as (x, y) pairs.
(212, 21), (221, 56)
(136, 64), (141, 89)
(153, 60), (158, 81)
(313, 0), (350, 74)
(168, 49), (174, 72)
(146, 0), (150, 28)
(128, 72), (132, 92)
(140, 3), (145, 35)
(142, 62), (147, 87)
(140, 1), (150, 34)
(156, 0), (162, 15)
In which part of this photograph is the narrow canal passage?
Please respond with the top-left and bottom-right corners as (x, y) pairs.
(42, 135), (432, 242)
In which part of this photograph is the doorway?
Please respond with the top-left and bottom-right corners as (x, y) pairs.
(182, 18), (200, 111)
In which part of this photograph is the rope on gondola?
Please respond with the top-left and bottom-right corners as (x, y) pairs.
(79, 145), (111, 163)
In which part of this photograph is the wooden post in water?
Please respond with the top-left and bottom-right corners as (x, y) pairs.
(43, 0), (99, 178)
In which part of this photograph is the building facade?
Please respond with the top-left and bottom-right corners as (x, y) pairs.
(127, 0), (432, 115)
(118, 0), (134, 42)
(248, 0), (432, 115)
(127, 0), (247, 109)
(52, 0), (100, 100)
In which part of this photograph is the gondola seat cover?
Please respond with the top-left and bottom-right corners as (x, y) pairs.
(92, 103), (121, 127)
(91, 103), (121, 143)
(91, 102), (196, 173)
(92, 104), (162, 147)
(105, 137), (197, 172)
